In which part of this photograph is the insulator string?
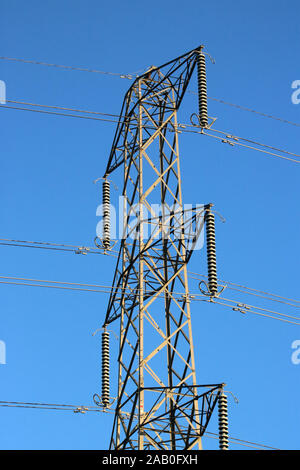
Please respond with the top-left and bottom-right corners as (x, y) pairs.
(205, 205), (218, 295)
(101, 328), (110, 407)
(197, 46), (209, 128)
(102, 179), (111, 249)
(218, 390), (229, 450)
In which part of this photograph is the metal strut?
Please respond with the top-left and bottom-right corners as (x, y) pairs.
(205, 204), (218, 296)
(101, 328), (110, 407)
(197, 46), (209, 128)
(218, 390), (229, 450)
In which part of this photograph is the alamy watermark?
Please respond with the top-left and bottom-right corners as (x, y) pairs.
(96, 197), (205, 250)
(291, 80), (300, 104)
(0, 340), (6, 365)
(291, 340), (300, 365)
(0, 80), (6, 104)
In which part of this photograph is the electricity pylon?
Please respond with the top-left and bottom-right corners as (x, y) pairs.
(100, 46), (224, 450)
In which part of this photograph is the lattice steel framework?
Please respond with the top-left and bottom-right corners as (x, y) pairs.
(102, 46), (221, 450)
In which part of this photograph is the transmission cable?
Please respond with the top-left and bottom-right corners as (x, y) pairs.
(0, 400), (280, 449)
(1, 55), (299, 129)
(1, 102), (299, 165)
(0, 56), (138, 79)
(195, 296), (300, 326)
(0, 104), (120, 123)
(204, 431), (279, 450)
(1, 274), (300, 326)
(205, 95), (300, 129)
(6, 99), (121, 118)
(6, 98), (300, 162)
(189, 271), (300, 309)
(2, 240), (300, 311)
(0, 238), (118, 257)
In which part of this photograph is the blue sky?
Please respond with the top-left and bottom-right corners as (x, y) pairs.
(1, 0), (300, 450)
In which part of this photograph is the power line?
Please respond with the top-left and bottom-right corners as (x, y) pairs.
(2, 237), (300, 311)
(4, 109), (300, 170)
(0, 103), (119, 123)
(0, 273), (299, 326)
(1, 54), (299, 129)
(0, 276), (120, 295)
(0, 280), (114, 294)
(181, 125), (300, 164)
(7, 99), (121, 118)
(207, 130), (300, 163)
(0, 275), (209, 300)
(204, 431), (279, 450)
(196, 296), (300, 326)
(205, 95), (300, 129)
(0, 275), (185, 297)
(0, 238), (118, 257)
(185, 121), (300, 160)
(219, 284), (300, 308)
(189, 272), (300, 309)
(0, 56), (138, 79)
(6, 99), (300, 162)
(2, 238), (300, 312)
(218, 294), (300, 321)
(0, 400), (105, 413)
(1, 101), (299, 165)
(0, 400), (279, 449)
(189, 91), (300, 128)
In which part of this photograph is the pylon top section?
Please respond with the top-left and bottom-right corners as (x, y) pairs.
(104, 45), (205, 175)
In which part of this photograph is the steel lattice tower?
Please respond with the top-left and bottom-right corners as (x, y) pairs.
(100, 46), (223, 450)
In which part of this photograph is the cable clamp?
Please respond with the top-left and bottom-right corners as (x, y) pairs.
(233, 303), (250, 314)
(94, 236), (118, 253)
(221, 138), (235, 146)
(75, 246), (90, 255)
(226, 134), (239, 141)
(73, 406), (89, 414)
(190, 113), (217, 129)
(198, 280), (226, 298)
(93, 393), (116, 409)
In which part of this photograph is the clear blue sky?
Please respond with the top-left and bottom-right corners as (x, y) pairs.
(1, 0), (300, 450)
